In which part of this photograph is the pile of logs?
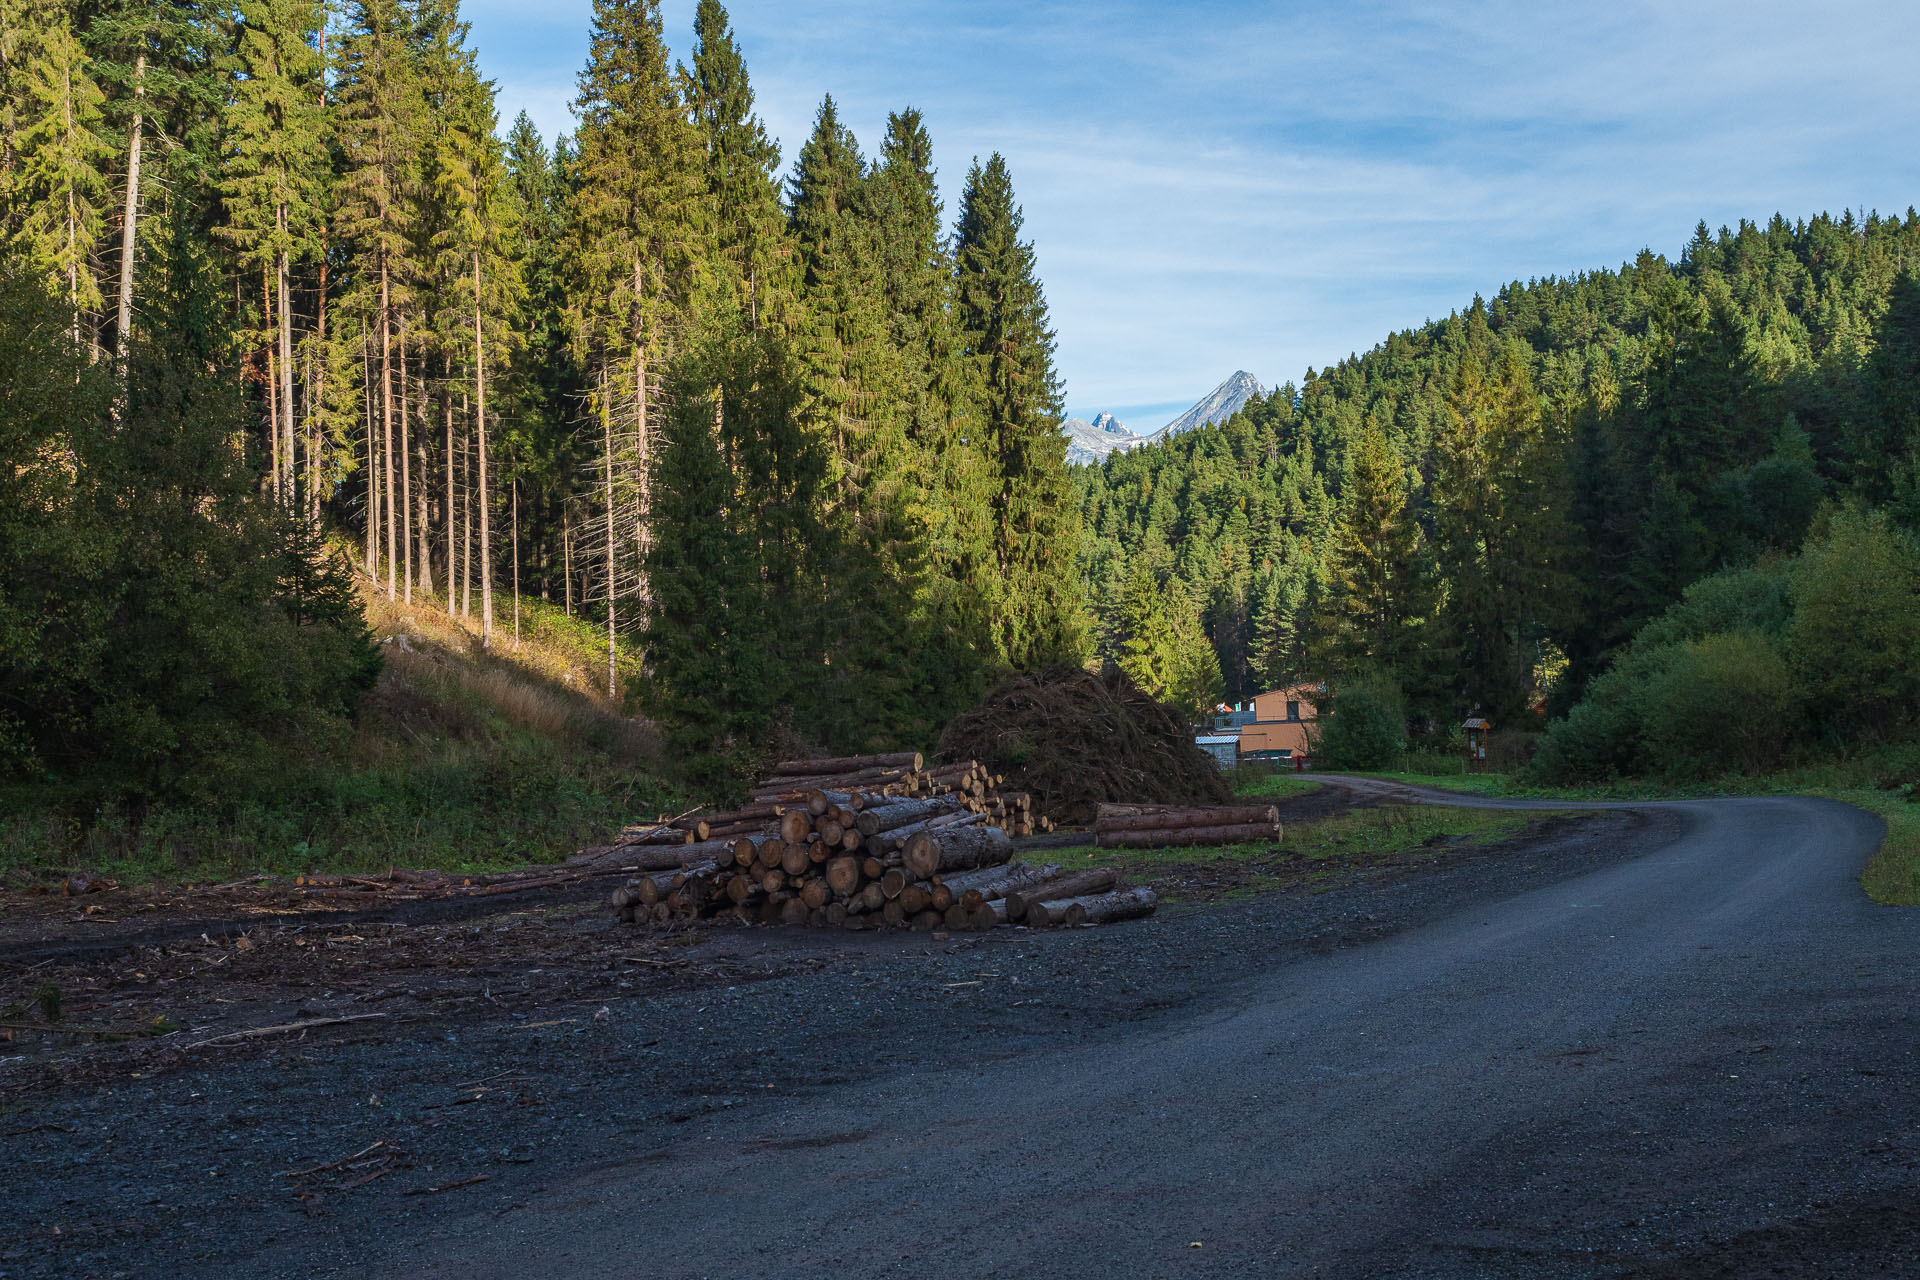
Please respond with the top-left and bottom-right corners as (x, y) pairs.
(604, 764), (1155, 932)
(1094, 803), (1283, 848)
(611, 752), (1053, 845)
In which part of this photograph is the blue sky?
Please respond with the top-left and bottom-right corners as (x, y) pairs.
(463, 0), (1920, 429)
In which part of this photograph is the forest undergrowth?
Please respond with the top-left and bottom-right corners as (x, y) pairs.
(0, 585), (678, 884)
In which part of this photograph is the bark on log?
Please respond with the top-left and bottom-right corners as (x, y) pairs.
(1004, 868), (1119, 923)
(902, 824), (1014, 880)
(856, 796), (961, 836)
(772, 751), (923, 776)
(1094, 804), (1278, 831)
(576, 840), (730, 875)
(1096, 823), (1280, 849)
(1028, 886), (1157, 927)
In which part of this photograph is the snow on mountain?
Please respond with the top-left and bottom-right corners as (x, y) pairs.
(1062, 412), (1142, 465)
(1147, 370), (1266, 442)
(1061, 371), (1268, 465)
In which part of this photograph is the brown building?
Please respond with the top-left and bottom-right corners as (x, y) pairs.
(1220, 683), (1320, 760)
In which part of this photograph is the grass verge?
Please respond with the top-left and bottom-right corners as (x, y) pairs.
(0, 586), (679, 884)
(1043, 803), (1549, 901)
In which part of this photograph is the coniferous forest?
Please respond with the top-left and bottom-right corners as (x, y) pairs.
(8, 0), (1920, 838)
(0, 0), (1080, 809)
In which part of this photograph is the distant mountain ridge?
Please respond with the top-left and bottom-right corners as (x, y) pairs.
(1062, 371), (1267, 465)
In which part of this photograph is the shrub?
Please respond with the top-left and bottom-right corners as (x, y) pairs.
(1316, 673), (1407, 770)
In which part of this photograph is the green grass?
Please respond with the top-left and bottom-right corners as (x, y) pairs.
(1231, 770), (1326, 801)
(0, 585), (682, 884)
(1045, 802), (1551, 898)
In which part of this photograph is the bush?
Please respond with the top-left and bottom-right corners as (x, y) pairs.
(1316, 673), (1407, 770)
(1787, 509), (1920, 740)
(1641, 632), (1797, 776)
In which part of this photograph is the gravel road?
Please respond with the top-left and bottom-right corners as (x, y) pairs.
(4, 786), (1915, 1278)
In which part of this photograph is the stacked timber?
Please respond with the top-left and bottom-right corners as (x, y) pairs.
(604, 752), (1054, 852)
(1093, 803), (1282, 849)
(606, 811), (1158, 933)
(610, 806), (1016, 932)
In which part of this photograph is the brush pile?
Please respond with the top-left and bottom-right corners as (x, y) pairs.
(935, 665), (1233, 825)
(591, 752), (1154, 932)
(1094, 803), (1283, 848)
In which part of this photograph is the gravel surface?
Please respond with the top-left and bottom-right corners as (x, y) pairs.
(2, 790), (1913, 1279)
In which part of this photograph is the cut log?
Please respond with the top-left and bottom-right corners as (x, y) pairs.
(937, 860), (1061, 902)
(882, 900), (907, 928)
(1030, 886), (1157, 927)
(967, 902), (999, 931)
(897, 884), (932, 915)
(910, 909), (941, 931)
(929, 883), (954, 913)
(816, 819), (844, 847)
(881, 868), (909, 899)
(1094, 804), (1278, 831)
(779, 898), (810, 926)
(1004, 868), (1118, 923)
(942, 903), (970, 931)
(800, 879), (831, 910)
(781, 843), (811, 877)
(901, 824), (1013, 880)
(825, 856), (862, 896)
(824, 902), (847, 927)
(857, 796), (962, 836)
(779, 811), (813, 845)
(772, 751), (923, 776)
(1096, 822), (1280, 849)
(858, 882), (886, 912)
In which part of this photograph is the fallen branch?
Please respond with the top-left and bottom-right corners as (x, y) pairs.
(282, 1140), (388, 1178)
(404, 1174), (490, 1196)
(186, 1013), (389, 1050)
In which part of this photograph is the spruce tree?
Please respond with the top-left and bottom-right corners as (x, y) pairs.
(1319, 422), (1430, 676)
(567, 0), (703, 689)
(683, 0), (783, 321)
(953, 152), (1084, 667)
(222, 0), (326, 508)
(424, 14), (519, 640)
(335, 0), (425, 596)
(9, 11), (111, 346)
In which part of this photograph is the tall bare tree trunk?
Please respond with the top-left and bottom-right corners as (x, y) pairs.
(380, 261), (395, 598)
(562, 503), (573, 616)
(311, 234), (328, 527)
(631, 255), (649, 613)
(114, 52), (144, 361)
(460, 393), (472, 621)
(474, 253), (492, 643)
(443, 370), (455, 617)
(511, 477), (520, 649)
(264, 269), (280, 501)
(415, 374), (432, 597)
(277, 229), (295, 508)
(602, 370), (615, 700)
(398, 329), (412, 604)
(363, 340), (376, 573)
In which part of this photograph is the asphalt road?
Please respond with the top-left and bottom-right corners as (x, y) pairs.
(353, 786), (1918, 1279)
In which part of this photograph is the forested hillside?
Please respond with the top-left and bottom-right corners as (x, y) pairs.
(0, 0), (1083, 806)
(1079, 212), (1920, 757)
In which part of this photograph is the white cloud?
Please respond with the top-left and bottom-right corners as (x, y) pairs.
(461, 0), (1920, 419)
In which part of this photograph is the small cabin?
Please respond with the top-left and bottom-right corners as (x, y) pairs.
(1215, 683), (1321, 762)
